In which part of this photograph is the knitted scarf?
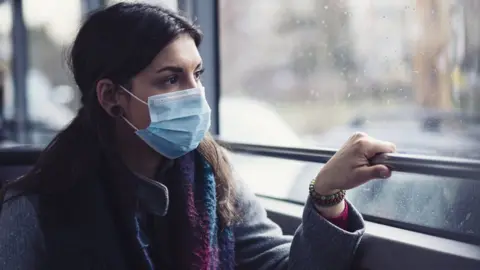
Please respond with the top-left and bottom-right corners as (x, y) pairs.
(162, 151), (235, 270)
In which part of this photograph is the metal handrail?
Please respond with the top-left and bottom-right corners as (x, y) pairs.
(0, 139), (478, 180)
(216, 139), (480, 181)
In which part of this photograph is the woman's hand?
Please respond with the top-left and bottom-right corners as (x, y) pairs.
(313, 132), (396, 217)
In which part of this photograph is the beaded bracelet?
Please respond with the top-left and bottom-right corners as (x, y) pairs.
(309, 179), (346, 207)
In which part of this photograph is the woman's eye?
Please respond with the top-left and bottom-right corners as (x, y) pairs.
(194, 69), (205, 80)
(165, 75), (179, 85)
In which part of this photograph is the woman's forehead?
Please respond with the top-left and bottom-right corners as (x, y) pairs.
(148, 34), (202, 71)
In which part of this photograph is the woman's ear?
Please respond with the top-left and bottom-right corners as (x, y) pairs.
(96, 79), (123, 117)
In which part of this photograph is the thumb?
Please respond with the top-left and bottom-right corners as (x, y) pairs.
(354, 165), (391, 184)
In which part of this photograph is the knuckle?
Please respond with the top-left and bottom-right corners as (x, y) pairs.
(381, 141), (396, 152)
(352, 131), (368, 139)
(388, 142), (397, 152)
(353, 137), (370, 151)
(389, 142), (397, 151)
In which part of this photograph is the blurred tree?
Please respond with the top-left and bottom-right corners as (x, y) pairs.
(413, 0), (452, 110)
(314, 0), (355, 73)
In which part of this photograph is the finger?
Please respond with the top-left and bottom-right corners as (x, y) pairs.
(354, 164), (392, 184)
(364, 139), (396, 158)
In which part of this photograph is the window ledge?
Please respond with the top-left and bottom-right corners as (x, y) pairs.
(258, 196), (480, 270)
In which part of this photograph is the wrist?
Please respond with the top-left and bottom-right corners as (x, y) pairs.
(314, 199), (346, 218)
(313, 169), (338, 194)
(309, 179), (346, 208)
(313, 177), (339, 195)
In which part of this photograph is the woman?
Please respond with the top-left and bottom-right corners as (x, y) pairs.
(0, 3), (395, 270)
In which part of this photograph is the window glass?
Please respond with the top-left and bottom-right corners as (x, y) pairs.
(219, 0), (480, 238)
(3, 0), (83, 145)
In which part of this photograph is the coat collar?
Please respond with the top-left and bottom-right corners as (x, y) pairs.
(104, 156), (175, 217)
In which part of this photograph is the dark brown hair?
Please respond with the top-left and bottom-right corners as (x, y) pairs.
(0, 3), (236, 225)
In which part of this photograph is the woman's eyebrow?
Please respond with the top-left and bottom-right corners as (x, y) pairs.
(155, 62), (203, 73)
(155, 66), (184, 73)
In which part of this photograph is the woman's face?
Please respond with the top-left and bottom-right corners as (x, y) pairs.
(120, 34), (204, 130)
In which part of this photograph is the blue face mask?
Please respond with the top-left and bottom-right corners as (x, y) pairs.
(120, 86), (211, 159)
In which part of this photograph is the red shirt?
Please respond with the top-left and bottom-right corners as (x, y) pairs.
(324, 202), (349, 229)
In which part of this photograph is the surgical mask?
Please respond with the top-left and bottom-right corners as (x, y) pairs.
(120, 86), (211, 159)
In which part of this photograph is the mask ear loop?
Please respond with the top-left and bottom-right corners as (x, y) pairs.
(119, 85), (148, 105)
(118, 85), (147, 131)
(122, 115), (139, 131)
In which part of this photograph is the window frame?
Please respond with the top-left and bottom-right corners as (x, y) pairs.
(189, 0), (220, 135)
(11, 0), (28, 144)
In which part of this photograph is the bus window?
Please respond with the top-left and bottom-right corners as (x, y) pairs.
(219, 0), (480, 239)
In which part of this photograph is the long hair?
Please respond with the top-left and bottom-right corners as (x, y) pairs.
(0, 3), (236, 226)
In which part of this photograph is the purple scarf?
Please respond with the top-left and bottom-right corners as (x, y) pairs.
(162, 151), (235, 270)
